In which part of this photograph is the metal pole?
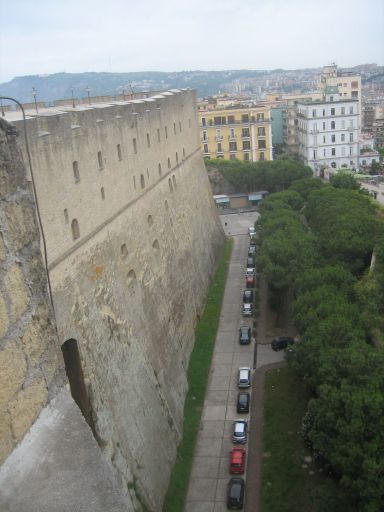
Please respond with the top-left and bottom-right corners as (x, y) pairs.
(86, 86), (91, 105)
(71, 87), (76, 108)
(32, 87), (38, 113)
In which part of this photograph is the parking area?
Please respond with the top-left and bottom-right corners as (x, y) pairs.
(184, 212), (284, 512)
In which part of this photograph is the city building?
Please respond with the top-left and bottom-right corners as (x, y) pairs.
(359, 133), (380, 167)
(198, 105), (273, 162)
(319, 64), (361, 124)
(297, 86), (359, 173)
(372, 117), (384, 148)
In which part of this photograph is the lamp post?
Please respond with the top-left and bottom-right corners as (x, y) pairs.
(0, 98), (5, 117)
(32, 87), (38, 113)
(71, 87), (76, 108)
(85, 86), (91, 105)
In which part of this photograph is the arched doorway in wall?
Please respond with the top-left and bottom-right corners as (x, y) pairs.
(61, 339), (95, 434)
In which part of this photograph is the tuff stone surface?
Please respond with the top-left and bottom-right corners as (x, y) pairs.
(4, 263), (29, 321)
(0, 341), (27, 412)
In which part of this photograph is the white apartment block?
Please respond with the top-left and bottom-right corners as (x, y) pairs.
(297, 87), (359, 173)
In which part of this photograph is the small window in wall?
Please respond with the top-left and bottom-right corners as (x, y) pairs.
(101, 187), (105, 200)
(73, 161), (80, 183)
(168, 178), (173, 192)
(147, 133), (151, 148)
(165, 126), (168, 139)
(133, 176), (136, 189)
(331, 121), (335, 130)
(157, 128), (160, 142)
(133, 138), (137, 154)
(172, 175), (177, 189)
(165, 199), (169, 210)
(158, 163), (162, 176)
(71, 219), (80, 240)
(126, 269), (136, 287)
(140, 174), (145, 189)
(97, 151), (103, 170)
(189, 118), (191, 128)
(146, 168), (150, 179)
(121, 244), (128, 258)
(175, 152), (179, 164)
(173, 122), (176, 135)
(179, 121), (182, 132)
(183, 147), (186, 159)
(152, 239), (160, 250)
(147, 215), (154, 226)
(168, 157), (171, 169)
(331, 108), (335, 116)
(259, 152), (265, 161)
(117, 144), (122, 161)
(64, 209), (69, 224)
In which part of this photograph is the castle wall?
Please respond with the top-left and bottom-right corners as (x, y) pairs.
(0, 118), (65, 464)
(13, 90), (225, 510)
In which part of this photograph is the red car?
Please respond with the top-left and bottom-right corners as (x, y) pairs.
(245, 275), (255, 288)
(230, 447), (246, 474)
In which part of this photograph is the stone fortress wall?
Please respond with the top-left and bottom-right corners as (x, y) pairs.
(0, 118), (65, 465)
(9, 89), (225, 510)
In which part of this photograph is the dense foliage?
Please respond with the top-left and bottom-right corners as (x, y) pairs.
(257, 177), (384, 511)
(206, 157), (312, 193)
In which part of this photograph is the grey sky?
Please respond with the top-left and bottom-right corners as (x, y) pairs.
(1, 0), (383, 83)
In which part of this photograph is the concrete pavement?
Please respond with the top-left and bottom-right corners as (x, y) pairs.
(184, 212), (284, 512)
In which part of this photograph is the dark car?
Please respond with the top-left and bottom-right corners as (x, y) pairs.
(243, 290), (253, 304)
(239, 326), (251, 345)
(237, 392), (250, 413)
(246, 257), (254, 268)
(250, 236), (257, 246)
(271, 336), (295, 351)
(248, 245), (256, 255)
(227, 477), (245, 509)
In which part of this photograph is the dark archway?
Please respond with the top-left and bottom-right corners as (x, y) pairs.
(61, 339), (95, 434)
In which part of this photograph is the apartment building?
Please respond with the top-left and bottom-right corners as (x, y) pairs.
(198, 105), (273, 162)
(297, 87), (359, 173)
(319, 64), (361, 125)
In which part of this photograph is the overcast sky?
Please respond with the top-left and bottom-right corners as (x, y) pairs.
(1, 0), (383, 83)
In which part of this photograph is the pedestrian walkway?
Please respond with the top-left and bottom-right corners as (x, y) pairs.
(185, 213), (256, 512)
(184, 212), (285, 512)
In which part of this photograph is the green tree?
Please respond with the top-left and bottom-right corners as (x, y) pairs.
(330, 173), (360, 190)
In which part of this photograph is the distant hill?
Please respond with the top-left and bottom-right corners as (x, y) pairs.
(0, 70), (267, 104)
(0, 65), (382, 105)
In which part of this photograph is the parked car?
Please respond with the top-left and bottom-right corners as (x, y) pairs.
(246, 257), (254, 268)
(245, 267), (255, 277)
(242, 303), (252, 317)
(245, 275), (255, 288)
(271, 336), (295, 351)
(243, 290), (253, 304)
(230, 447), (246, 474)
(248, 226), (255, 237)
(232, 419), (248, 444)
(238, 367), (251, 388)
(237, 392), (250, 413)
(248, 246), (256, 255)
(250, 236), (257, 246)
(239, 326), (251, 345)
(227, 477), (245, 509)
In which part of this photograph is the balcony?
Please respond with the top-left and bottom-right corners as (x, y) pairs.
(228, 134), (237, 140)
(215, 135), (224, 141)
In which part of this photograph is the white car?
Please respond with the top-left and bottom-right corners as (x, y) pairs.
(248, 226), (255, 237)
(238, 367), (251, 388)
(232, 419), (248, 444)
(245, 268), (255, 276)
(242, 303), (252, 317)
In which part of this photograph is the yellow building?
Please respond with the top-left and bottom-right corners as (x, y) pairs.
(198, 105), (273, 162)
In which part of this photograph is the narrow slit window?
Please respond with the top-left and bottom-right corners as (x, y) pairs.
(97, 151), (103, 170)
(73, 161), (80, 182)
(117, 144), (122, 161)
(71, 219), (80, 240)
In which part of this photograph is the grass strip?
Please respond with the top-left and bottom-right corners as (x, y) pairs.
(261, 366), (324, 512)
(163, 237), (233, 512)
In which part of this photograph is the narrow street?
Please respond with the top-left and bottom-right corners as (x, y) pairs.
(184, 212), (285, 512)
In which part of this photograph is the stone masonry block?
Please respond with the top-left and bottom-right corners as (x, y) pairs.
(9, 379), (48, 441)
(0, 341), (27, 411)
(4, 201), (37, 252)
(21, 306), (51, 366)
(0, 294), (9, 338)
(0, 231), (5, 260)
(0, 411), (14, 464)
(4, 263), (29, 321)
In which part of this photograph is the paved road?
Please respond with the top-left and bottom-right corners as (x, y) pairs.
(184, 212), (284, 512)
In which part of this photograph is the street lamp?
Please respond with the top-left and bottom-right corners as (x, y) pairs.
(32, 87), (38, 113)
(70, 87), (76, 108)
(0, 98), (5, 117)
(85, 86), (91, 105)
